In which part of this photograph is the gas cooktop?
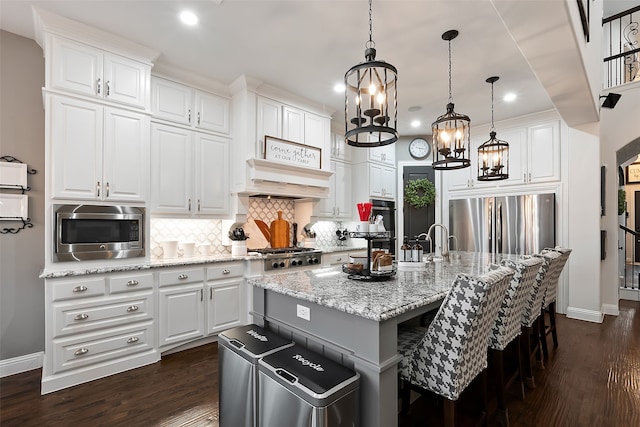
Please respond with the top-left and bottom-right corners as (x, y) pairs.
(252, 247), (319, 255)
(254, 247), (322, 271)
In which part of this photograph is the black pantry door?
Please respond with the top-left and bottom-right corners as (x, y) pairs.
(403, 165), (436, 251)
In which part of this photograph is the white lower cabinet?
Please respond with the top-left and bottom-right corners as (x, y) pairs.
(42, 272), (157, 394)
(158, 268), (206, 347)
(158, 263), (244, 349)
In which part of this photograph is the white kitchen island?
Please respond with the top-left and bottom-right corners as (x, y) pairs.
(248, 251), (505, 427)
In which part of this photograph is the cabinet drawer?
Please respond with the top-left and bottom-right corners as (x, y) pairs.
(52, 322), (154, 374)
(206, 263), (243, 280)
(110, 272), (154, 294)
(54, 293), (153, 338)
(158, 268), (204, 287)
(51, 277), (106, 301)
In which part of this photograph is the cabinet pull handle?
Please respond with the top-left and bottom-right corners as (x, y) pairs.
(197, 112), (201, 125)
(528, 172), (531, 182)
(188, 109), (191, 123)
(73, 285), (88, 293)
(210, 287), (213, 299)
(127, 337), (139, 344)
(524, 173), (527, 182)
(74, 313), (89, 321)
(97, 78), (101, 94)
(198, 199), (201, 212)
(106, 80), (110, 96)
(178, 274), (188, 280)
(200, 289), (203, 301)
(106, 182), (110, 198)
(188, 198), (192, 212)
(222, 269), (230, 274)
(97, 181), (100, 197)
(74, 348), (89, 356)
(127, 305), (139, 312)
(126, 280), (139, 287)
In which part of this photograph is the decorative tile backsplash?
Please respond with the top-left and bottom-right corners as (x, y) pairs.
(150, 198), (362, 257)
(150, 218), (227, 258)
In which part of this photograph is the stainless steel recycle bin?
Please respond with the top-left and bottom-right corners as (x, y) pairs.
(258, 344), (360, 427)
(218, 324), (294, 427)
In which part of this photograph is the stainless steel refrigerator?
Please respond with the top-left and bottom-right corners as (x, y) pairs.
(449, 193), (556, 255)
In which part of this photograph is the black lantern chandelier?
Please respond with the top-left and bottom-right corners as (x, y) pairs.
(432, 30), (470, 170)
(344, 0), (398, 147)
(477, 76), (509, 181)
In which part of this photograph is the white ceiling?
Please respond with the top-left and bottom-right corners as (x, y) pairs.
(1, 0), (638, 136)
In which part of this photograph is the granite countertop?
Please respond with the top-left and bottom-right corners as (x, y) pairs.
(40, 246), (370, 279)
(247, 251), (506, 322)
(39, 253), (260, 279)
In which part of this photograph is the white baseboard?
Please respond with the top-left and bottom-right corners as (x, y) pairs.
(601, 303), (620, 316)
(620, 287), (640, 301)
(0, 352), (43, 378)
(566, 306), (604, 323)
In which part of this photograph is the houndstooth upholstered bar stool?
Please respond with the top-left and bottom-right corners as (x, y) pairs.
(397, 266), (514, 427)
(519, 254), (551, 389)
(488, 256), (544, 426)
(538, 247), (571, 360)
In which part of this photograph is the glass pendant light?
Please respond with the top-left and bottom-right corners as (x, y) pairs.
(344, 0), (398, 147)
(432, 30), (470, 170)
(477, 76), (509, 181)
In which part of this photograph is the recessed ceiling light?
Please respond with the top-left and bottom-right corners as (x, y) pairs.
(411, 120), (421, 128)
(180, 11), (199, 26)
(333, 83), (345, 93)
(503, 93), (517, 102)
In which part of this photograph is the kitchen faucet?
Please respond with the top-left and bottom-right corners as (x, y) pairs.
(425, 223), (450, 261)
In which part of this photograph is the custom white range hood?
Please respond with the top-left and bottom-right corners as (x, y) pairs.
(230, 75), (334, 200)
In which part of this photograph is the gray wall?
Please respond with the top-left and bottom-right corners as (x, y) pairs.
(0, 30), (46, 360)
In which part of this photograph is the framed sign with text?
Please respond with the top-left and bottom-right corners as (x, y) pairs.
(263, 135), (322, 169)
(627, 163), (640, 183)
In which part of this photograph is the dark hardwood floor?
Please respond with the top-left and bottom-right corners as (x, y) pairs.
(1, 300), (639, 426)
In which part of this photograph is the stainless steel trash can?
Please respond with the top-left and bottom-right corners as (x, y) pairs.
(258, 345), (360, 427)
(218, 324), (294, 427)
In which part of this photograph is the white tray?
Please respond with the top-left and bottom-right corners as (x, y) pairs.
(0, 162), (27, 188)
(397, 261), (428, 270)
(0, 194), (28, 219)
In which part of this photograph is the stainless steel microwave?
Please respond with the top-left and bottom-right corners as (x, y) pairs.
(54, 204), (145, 262)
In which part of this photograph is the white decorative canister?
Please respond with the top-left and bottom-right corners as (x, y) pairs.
(231, 240), (247, 256)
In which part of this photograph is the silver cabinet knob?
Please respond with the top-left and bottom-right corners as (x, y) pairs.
(126, 305), (139, 312)
(74, 313), (89, 321)
(178, 274), (188, 280)
(222, 269), (230, 274)
(73, 285), (88, 293)
(126, 280), (139, 287)
(127, 337), (139, 344)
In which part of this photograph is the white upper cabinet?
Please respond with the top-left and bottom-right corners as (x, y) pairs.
(151, 77), (230, 134)
(282, 106), (305, 143)
(50, 95), (149, 202)
(446, 119), (560, 192)
(150, 123), (230, 217)
(331, 132), (352, 162)
(50, 37), (149, 109)
(315, 160), (353, 219)
(351, 135), (396, 166)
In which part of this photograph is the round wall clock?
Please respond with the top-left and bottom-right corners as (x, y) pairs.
(409, 137), (431, 160)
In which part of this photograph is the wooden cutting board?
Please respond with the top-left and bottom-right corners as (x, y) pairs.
(269, 210), (290, 248)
